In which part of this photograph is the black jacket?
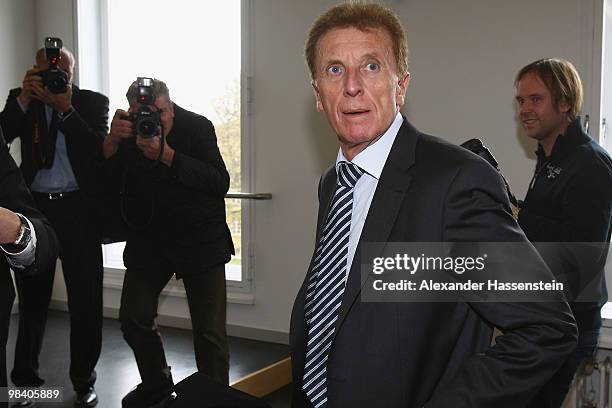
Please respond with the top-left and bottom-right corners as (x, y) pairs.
(0, 129), (58, 389)
(106, 104), (234, 278)
(519, 117), (612, 329)
(291, 118), (577, 408)
(0, 85), (109, 193)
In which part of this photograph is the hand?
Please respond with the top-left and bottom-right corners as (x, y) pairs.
(17, 67), (43, 108)
(104, 109), (134, 158)
(0, 207), (22, 245)
(136, 135), (175, 166)
(31, 82), (73, 113)
(109, 109), (134, 142)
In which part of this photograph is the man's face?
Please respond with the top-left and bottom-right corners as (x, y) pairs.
(129, 96), (175, 137)
(515, 72), (569, 143)
(36, 50), (74, 84)
(313, 26), (409, 159)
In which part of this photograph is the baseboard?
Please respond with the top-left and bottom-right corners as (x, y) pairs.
(231, 357), (292, 397)
(227, 323), (289, 345)
(47, 300), (290, 345)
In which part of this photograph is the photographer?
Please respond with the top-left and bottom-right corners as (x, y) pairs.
(104, 78), (234, 407)
(0, 39), (108, 407)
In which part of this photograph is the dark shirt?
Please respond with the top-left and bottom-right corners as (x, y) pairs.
(519, 116), (612, 329)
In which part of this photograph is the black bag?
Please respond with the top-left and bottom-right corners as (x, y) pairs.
(170, 372), (272, 408)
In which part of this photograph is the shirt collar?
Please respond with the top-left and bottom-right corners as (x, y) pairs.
(536, 116), (591, 164)
(335, 111), (403, 179)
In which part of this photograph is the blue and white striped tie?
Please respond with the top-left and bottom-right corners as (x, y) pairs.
(303, 161), (364, 408)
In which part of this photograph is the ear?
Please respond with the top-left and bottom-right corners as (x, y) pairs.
(168, 100), (175, 117)
(558, 98), (570, 114)
(395, 72), (410, 108)
(312, 80), (324, 112)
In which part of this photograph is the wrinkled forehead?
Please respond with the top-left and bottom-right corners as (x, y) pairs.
(36, 49), (74, 72)
(129, 95), (171, 110)
(316, 26), (395, 65)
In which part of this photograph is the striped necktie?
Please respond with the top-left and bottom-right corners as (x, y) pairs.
(302, 161), (364, 408)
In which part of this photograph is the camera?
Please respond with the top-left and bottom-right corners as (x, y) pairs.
(122, 77), (161, 138)
(460, 138), (518, 207)
(37, 37), (69, 94)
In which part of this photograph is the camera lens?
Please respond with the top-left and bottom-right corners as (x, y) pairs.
(50, 77), (67, 93)
(44, 69), (68, 94)
(138, 119), (157, 137)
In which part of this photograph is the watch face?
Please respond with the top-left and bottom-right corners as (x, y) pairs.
(15, 214), (31, 247)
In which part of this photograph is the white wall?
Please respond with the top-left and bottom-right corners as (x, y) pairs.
(391, 0), (598, 200)
(0, 0), (37, 162)
(33, 0), (75, 59)
(2, 0), (604, 341)
(0, 0), (36, 99)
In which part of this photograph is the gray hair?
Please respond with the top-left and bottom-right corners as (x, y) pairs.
(126, 78), (171, 104)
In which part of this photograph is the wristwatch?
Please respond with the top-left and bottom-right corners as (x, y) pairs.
(58, 107), (74, 121)
(4, 213), (32, 253)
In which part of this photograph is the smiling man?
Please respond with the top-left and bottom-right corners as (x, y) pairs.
(516, 59), (612, 408)
(290, 4), (578, 408)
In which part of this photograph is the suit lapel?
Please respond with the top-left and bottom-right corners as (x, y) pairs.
(332, 118), (419, 341)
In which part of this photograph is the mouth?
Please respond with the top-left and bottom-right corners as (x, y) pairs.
(522, 118), (538, 126)
(343, 109), (370, 117)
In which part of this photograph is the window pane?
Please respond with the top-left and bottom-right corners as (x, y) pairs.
(104, 0), (242, 280)
(103, 242), (125, 269)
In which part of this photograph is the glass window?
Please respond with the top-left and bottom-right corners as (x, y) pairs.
(100, 0), (244, 281)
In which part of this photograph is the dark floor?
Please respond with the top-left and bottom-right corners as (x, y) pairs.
(6, 310), (291, 407)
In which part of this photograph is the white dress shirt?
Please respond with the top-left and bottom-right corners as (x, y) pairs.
(17, 99), (79, 193)
(335, 111), (404, 275)
(1, 214), (38, 269)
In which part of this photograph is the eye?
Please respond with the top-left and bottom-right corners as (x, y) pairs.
(531, 96), (541, 103)
(327, 65), (343, 75)
(365, 62), (380, 71)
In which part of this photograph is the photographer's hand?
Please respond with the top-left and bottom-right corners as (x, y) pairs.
(32, 83), (73, 113)
(104, 109), (134, 158)
(17, 67), (43, 108)
(136, 135), (175, 166)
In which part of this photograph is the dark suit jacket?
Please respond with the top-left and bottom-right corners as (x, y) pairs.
(106, 104), (234, 278)
(0, 85), (109, 193)
(290, 119), (577, 408)
(0, 130), (58, 389)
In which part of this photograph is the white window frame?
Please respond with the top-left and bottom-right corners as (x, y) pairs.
(74, 0), (256, 303)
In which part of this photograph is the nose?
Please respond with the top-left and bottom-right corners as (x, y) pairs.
(519, 101), (533, 116)
(344, 67), (363, 97)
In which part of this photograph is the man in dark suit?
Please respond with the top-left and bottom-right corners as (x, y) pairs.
(104, 78), (234, 407)
(290, 4), (578, 407)
(0, 45), (108, 406)
(0, 128), (58, 406)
